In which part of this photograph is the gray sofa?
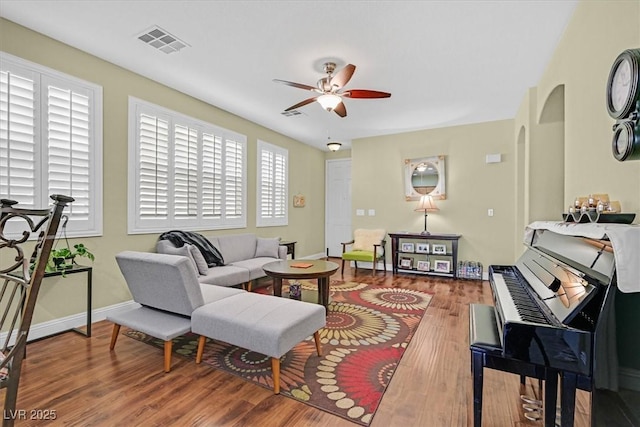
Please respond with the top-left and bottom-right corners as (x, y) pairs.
(156, 233), (287, 289)
(107, 251), (325, 392)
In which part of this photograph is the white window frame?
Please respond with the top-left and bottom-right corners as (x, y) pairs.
(0, 52), (103, 237)
(256, 140), (288, 227)
(128, 97), (247, 234)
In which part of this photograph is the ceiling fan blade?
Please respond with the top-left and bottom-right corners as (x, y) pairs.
(343, 89), (391, 99)
(273, 79), (317, 92)
(333, 102), (347, 118)
(330, 64), (356, 90)
(284, 97), (317, 111)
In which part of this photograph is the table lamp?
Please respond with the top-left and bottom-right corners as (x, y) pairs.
(415, 195), (439, 234)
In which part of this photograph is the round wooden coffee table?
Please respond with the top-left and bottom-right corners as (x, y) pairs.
(262, 260), (339, 310)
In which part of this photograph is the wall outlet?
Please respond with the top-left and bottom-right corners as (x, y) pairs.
(356, 209), (365, 216)
(488, 208), (494, 217)
(368, 209), (376, 216)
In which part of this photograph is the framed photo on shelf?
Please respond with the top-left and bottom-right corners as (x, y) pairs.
(432, 244), (447, 255)
(399, 257), (413, 269)
(401, 243), (415, 253)
(416, 260), (430, 271)
(415, 243), (429, 254)
(433, 260), (450, 273)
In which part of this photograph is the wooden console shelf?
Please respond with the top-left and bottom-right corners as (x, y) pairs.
(389, 232), (461, 278)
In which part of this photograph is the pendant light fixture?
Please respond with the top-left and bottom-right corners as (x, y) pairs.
(327, 138), (342, 151)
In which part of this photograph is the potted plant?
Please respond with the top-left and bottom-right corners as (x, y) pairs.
(48, 243), (95, 272)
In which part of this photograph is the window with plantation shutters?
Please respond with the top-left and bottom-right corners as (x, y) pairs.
(128, 97), (246, 233)
(0, 52), (103, 237)
(257, 140), (288, 227)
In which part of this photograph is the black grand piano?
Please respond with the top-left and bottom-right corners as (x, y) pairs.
(469, 223), (633, 426)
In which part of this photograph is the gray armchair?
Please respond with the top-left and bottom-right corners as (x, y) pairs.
(107, 251), (244, 372)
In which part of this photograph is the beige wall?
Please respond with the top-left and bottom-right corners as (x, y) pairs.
(352, 119), (516, 269)
(0, 18), (327, 323)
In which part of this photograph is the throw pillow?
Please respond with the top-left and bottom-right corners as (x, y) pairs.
(255, 237), (280, 258)
(352, 229), (386, 253)
(160, 244), (199, 275)
(189, 245), (209, 275)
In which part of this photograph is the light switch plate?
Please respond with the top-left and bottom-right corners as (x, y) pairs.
(368, 209), (375, 216)
(356, 209), (365, 216)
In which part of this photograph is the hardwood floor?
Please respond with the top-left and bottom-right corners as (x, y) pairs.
(10, 261), (592, 426)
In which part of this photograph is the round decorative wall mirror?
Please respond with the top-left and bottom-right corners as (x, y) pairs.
(404, 155), (446, 200)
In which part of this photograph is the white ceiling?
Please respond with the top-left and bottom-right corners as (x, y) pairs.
(0, 0), (578, 151)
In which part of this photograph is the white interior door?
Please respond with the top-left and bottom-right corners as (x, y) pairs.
(325, 159), (352, 257)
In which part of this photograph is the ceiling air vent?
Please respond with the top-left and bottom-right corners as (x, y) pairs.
(281, 110), (303, 117)
(138, 26), (189, 54)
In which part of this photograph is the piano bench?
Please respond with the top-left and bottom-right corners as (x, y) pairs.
(469, 304), (559, 427)
(469, 303), (501, 350)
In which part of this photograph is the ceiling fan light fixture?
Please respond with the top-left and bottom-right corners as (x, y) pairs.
(317, 94), (341, 111)
(327, 141), (342, 152)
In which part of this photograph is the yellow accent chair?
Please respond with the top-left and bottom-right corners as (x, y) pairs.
(341, 229), (387, 277)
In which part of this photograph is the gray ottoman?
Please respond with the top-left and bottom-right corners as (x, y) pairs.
(107, 306), (191, 373)
(191, 293), (326, 394)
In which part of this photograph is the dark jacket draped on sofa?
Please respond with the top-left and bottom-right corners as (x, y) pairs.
(158, 230), (225, 267)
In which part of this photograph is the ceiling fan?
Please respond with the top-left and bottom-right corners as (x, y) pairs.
(273, 62), (391, 117)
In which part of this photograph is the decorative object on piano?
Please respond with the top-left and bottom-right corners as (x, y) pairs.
(606, 48), (640, 161)
(399, 257), (413, 269)
(564, 194), (635, 224)
(415, 243), (429, 254)
(431, 244), (447, 255)
(416, 260), (430, 272)
(404, 155), (446, 200)
(457, 260), (483, 280)
(433, 260), (450, 273)
(401, 242), (415, 253)
(414, 195), (439, 235)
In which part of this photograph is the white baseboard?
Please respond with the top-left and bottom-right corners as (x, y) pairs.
(619, 367), (640, 391)
(25, 300), (138, 342)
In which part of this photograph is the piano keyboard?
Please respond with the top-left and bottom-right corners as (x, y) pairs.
(492, 270), (550, 324)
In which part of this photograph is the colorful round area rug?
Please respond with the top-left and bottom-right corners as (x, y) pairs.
(125, 281), (432, 426)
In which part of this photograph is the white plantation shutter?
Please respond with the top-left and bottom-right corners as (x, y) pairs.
(257, 140), (288, 227)
(274, 152), (286, 218)
(224, 138), (244, 219)
(0, 69), (37, 207)
(138, 113), (169, 219)
(46, 84), (91, 219)
(260, 150), (274, 217)
(0, 53), (103, 237)
(128, 97), (246, 233)
(202, 133), (222, 219)
(173, 124), (198, 218)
